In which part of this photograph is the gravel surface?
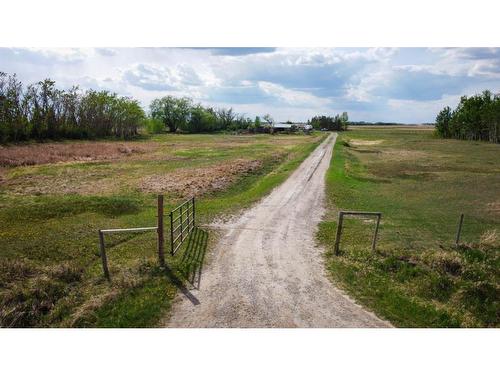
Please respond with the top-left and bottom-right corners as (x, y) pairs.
(166, 133), (391, 327)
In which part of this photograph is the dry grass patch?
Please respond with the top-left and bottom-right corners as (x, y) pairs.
(479, 229), (499, 249)
(140, 159), (263, 198)
(350, 139), (383, 146)
(380, 149), (429, 160)
(486, 201), (500, 214)
(0, 141), (158, 167)
(4, 168), (123, 196)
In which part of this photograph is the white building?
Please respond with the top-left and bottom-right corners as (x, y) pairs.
(272, 123), (313, 132)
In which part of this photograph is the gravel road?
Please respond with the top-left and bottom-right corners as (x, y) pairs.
(166, 133), (391, 327)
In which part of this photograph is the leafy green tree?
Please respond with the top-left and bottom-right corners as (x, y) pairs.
(0, 72), (144, 142)
(341, 112), (349, 130)
(435, 90), (499, 143)
(254, 116), (261, 127)
(144, 117), (164, 134)
(182, 105), (217, 133)
(263, 114), (274, 126)
(435, 106), (452, 138)
(149, 96), (192, 133)
(309, 113), (349, 131)
(216, 108), (236, 130)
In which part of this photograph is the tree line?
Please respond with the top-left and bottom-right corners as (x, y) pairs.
(309, 113), (349, 131)
(1, 72), (350, 142)
(0, 72), (145, 142)
(149, 96), (276, 134)
(435, 90), (499, 143)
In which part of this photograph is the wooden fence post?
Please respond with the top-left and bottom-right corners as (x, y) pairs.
(455, 213), (464, 247)
(334, 212), (344, 255)
(371, 214), (381, 252)
(157, 195), (165, 266)
(98, 230), (110, 280)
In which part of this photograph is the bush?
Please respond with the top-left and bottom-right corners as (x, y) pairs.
(181, 105), (218, 133)
(143, 117), (164, 134)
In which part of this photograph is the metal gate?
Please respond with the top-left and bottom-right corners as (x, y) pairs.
(169, 197), (195, 255)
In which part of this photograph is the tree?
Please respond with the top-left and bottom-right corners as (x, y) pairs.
(254, 116), (261, 127)
(263, 114), (274, 126)
(435, 106), (452, 138)
(435, 90), (499, 143)
(482, 94), (500, 142)
(182, 105), (217, 133)
(0, 72), (144, 142)
(149, 96), (192, 133)
(309, 114), (349, 131)
(216, 107), (236, 130)
(341, 112), (349, 130)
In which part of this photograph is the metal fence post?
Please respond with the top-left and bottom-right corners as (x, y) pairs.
(157, 195), (165, 266)
(187, 199), (191, 231)
(192, 197), (195, 229)
(180, 204), (183, 242)
(170, 211), (174, 255)
(98, 230), (110, 280)
(455, 213), (464, 247)
(334, 212), (344, 255)
(371, 214), (381, 252)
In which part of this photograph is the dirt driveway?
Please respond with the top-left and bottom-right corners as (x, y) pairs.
(166, 133), (391, 327)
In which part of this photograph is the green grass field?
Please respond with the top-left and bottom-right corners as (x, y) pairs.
(0, 132), (325, 327)
(318, 127), (499, 327)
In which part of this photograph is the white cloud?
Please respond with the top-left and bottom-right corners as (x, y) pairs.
(23, 47), (90, 62)
(1, 47), (499, 122)
(387, 94), (462, 123)
(122, 63), (208, 91)
(257, 81), (331, 107)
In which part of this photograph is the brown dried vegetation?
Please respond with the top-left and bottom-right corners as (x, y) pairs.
(140, 159), (263, 198)
(0, 141), (158, 167)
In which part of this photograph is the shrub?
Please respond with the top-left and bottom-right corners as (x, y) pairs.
(143, 117), (164, 134)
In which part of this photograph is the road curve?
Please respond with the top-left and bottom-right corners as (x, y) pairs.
(166, 133), (391, 327)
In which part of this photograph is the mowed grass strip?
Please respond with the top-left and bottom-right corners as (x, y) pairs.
(317, 127), (499, 327)
(0, 132), (326, 327)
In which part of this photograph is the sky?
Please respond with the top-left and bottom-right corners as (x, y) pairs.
(1, 47), (499, 123)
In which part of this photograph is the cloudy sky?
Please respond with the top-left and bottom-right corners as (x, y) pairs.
(1, 47), (499, 123)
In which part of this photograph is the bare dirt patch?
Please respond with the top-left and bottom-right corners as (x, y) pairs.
(0, 141), (158, 167)
(140, 159), (262, 198)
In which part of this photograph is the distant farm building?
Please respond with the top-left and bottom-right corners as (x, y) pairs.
(272, 123), (313, 132)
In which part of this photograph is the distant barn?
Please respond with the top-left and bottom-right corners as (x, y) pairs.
(272, 123), (313, 132)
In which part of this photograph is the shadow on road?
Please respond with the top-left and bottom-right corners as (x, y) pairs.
(160, 227), (208, 307)
(180, 227), (208, 290)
